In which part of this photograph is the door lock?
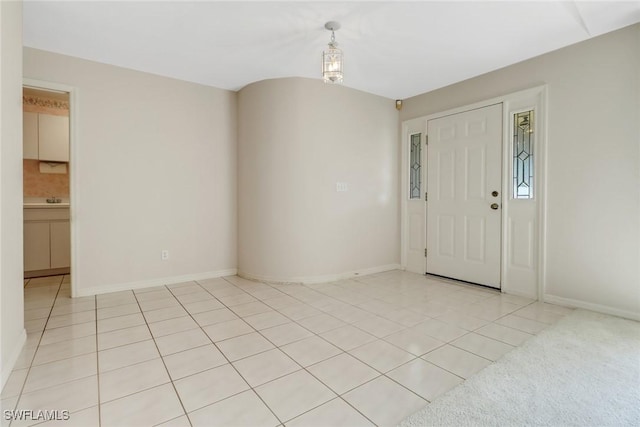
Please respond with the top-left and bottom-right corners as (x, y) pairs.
(492, 191), (499, 197)
(490, 203), (499, 210)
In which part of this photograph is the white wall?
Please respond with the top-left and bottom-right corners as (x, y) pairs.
(0, 0), (26, 389)
(401, 24), (640, 319)
(238, 78), (400, 282)
(23, 48), (238, 296)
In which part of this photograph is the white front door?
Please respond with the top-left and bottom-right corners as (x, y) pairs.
(426, 103), (503, 288)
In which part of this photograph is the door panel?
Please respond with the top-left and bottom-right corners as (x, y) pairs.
(427, 104), (502, 288)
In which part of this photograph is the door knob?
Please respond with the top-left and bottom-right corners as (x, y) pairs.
(490, 203), (499, 210)
(492, 191), (499, 197)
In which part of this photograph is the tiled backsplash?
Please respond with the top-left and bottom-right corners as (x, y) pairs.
(23, 159), (69, 198)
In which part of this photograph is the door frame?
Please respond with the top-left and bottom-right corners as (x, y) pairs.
(23, 78), (80, 298)
(400, 85), (548, 300)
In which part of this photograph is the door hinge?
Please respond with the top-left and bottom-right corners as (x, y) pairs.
(424, 248), (428, 257)
(425, 135), (428, 145)
(425, 192), (428, 202)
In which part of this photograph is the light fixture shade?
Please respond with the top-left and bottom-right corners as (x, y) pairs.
(322, 46), (343, 84)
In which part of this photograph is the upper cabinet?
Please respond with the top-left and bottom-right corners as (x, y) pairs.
(23, 111), (39, 159)
(23, 112), (69, 162)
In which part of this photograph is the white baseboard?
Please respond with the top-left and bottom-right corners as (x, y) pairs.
(1, 328), (26, 391)
(239, 264), (402, 285)
(76, 268), (238, 297)
(544, 294), (640, 321)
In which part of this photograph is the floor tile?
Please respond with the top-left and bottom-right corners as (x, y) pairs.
(98, 340), (159, 373)
(203, 318), (254, 342)
(99, 358), (170, 402)
(422, 344), (492, 379)
(138, 297), (182, 312)
(244, 311), (290, 330)
(40, 321), (96, 346)
(450, 332), (515, 361)
(100, 383), (184, 427)
(319, 325), (377, 351)
(495, 314), (549, 334)
(475, 322), (534, 346)
(342, 376), (427, 427)
(0, 369), (28, 399)
(156, 415), (191, 427)
(261, 322), (314, 347)
(134, 289), (173, 301)
(154, 328), (211, 356)
(387, 358), (463, 401)
(436, 310), (489, 331)
(297, 313), (347, 334)
(188, 390), (280, 427)
(262, 295), (300, 310)
(512, 305), (566, 324)
(192, 308), (239, 327)
(352, 316), (405, 338)
(286, 397), (374, 427)
(148, 316), (199, 338)
(46, 311), (96, 329)
(409, 319), (468, 342)
(97, 313), (146, 334)
(216, 332), (275, 361)
(183, 298), (224, 314)
(381, 308), (430, 327)
(175, 291), (216, 305)
(32, 335), (96, 366)
(23, 353), (96, 393)
(97, 324), (151, 351)
(255, 370), (336, 422)
(233, 348), (301, 387)
(163, 344), (228, 380)
(16, 376), (98, 418)
(280, 336), (342, 367)
(96, 303), (140, 320)
(349, 340), (414, 373)
(229, 301), (273, 317)
(307, 353), (379, 395)
(174, 364), (249, 412)
(142, 305), (188, 323)
(218, 293), (257, 307)
(278, 304), (322, 321)
(383, 328), (445, 356)
(24, 307), (53, 321)
(36, 405), (99, 427)
(50, 300), (95, 316)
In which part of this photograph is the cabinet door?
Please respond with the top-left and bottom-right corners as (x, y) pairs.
(38, 114), (69, 162)
(24, 222), (51, 271)
(23, 112), (39, 159)
(50, 221), (71, 269)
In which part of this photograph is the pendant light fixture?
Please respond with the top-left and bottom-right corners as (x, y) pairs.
(322, 21), (343, 84)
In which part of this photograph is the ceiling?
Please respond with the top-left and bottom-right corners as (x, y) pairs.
(23, 1), (640, 100)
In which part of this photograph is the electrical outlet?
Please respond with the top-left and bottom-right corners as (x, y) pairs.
(161, 250), (169, 260)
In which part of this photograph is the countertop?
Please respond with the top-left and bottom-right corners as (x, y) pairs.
(24, 197), (70, 209)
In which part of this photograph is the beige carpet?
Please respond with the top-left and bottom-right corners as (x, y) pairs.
(399, 309), (640, 427)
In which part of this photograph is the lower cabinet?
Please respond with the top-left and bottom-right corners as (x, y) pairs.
(24, 208), (70, 273)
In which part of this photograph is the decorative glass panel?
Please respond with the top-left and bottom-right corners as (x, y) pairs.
(409, 133), (421, 199)
(513, 110), (534, 199)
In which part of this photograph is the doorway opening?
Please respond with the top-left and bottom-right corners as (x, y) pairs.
(22, 80), (75, 297)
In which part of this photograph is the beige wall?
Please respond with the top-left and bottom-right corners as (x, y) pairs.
(23, 48), (238, 296)
(401, 24), (640, 318)
(1, 0), (25, 389)
(238, 77), (400, 281)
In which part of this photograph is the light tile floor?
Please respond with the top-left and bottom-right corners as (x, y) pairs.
(2, 271), (574, 427)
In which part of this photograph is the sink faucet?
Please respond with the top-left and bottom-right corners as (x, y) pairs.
(46, 196), (60, 204)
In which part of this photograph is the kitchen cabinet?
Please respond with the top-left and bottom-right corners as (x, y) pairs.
(23, 112), (39, 160)
(22, 112), (70, 162)
(24, 207), (70, 273)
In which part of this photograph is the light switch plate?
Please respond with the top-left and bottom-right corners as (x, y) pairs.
(336, 182), (348, 192)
